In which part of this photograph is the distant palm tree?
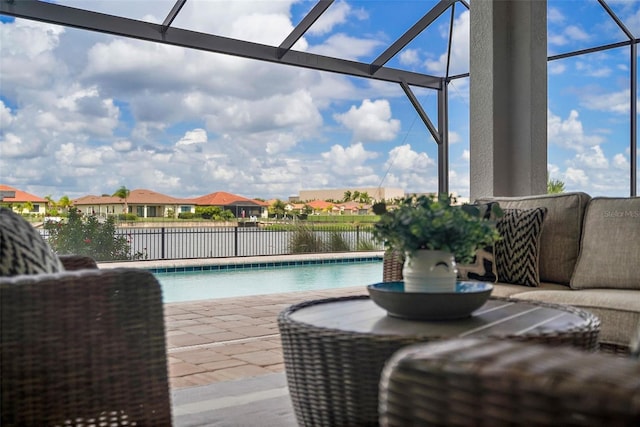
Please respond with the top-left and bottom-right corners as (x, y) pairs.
(45, 194), (57, 215)
(270, 199), (287, 217)
(58, 195), (72, 213)
(113, 186), (131, 214)
(343, 190), (352, 202)
(358, 191), (372, 204)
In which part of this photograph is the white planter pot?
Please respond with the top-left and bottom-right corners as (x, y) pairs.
(403, 250), (457, 293)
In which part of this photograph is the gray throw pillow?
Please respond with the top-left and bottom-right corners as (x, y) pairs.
(570, 197), (640, 290)
(0, 207), (64, 276)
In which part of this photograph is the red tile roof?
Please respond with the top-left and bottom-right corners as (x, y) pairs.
(0, 185), (46, 203)
(3, 185), (269, 209)
(190, 191), (266, 206)
(307, 200), (334, 209)
(73, 189), (190, 206)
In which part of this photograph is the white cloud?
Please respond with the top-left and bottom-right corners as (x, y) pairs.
(307, 0), (358, 36)
(0, 101), (13, 126)
(548, 63), (566, 75)
(0, 19), (67, 94)
(399, 49), (420, 66)
(575, 61), (611, 78)
(613, 153), (630, 169)
(564, 25), (589, 41)
(385, 144), (435, 171)
(308, 33), (383, 59)
(113, 140), (133, 152)
(461, 149), (470, 161)
(424, 10), (469, 75)
(448, 131), (461, 144)
(265, 134), (298, 155)
(548, 34), (568, 46)
(1, 19), (64, 58)
(555, 147), (631, 196)
(206, 90), (322, 136)
(549, 24), (589, 47)
(177, 129), (208, 146)
(231, 13), (294, 45)
(564, 167), (589, 186)
(547, 164), (561, 178)
(548, 109), (603, 151)
(573, 145), (609, 169)
(0, 133), (43, 159)
(334, 99), (400, 142)
(580, 89), (631, 115)
(170, 0), (294, 42)
(321, 143), (377, 176)
(55, 143), (116, 168)
(548, 7), (565, 24)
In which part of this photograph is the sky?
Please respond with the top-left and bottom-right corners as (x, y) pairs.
(0, 0), (639, 201)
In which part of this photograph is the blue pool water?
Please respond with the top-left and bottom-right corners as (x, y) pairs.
(155, 260), (382, 303)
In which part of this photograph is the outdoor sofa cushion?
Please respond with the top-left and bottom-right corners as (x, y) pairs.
(570, 197), (640, 290)
(511, 288), (640, 349)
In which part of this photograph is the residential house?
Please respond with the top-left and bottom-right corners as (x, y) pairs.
(337, 201), (371, 215)
(306, 200), (338, 215)
(190, 192), (268, 219)
(284, 202), (306, 215)
(0, 185), (47, 214)
(73, 189), (195, 218)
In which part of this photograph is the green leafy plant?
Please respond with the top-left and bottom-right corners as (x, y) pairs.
(328, 231), (351, 252)
(372, 194), (501, 264)
(45, 208), (134, 261)
(289, 224), (324, 253)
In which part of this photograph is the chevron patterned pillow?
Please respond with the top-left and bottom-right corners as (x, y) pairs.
(494, 207), (548, 287)
(457, 202), (501, 283)
(0, 207), (64, 276)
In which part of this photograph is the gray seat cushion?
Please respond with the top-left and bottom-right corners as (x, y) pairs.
(510, 289), (640, 348)
(491, 281), (568, 298)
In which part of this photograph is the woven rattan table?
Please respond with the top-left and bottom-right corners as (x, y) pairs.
(278, 295), (600, 427)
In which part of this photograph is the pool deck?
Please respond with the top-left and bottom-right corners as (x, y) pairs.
(99, 252), (383, 389)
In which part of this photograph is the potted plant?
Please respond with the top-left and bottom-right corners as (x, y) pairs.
(372, 194), (501, 292)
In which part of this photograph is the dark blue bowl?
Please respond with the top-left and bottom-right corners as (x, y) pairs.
(367, 281), (493, 320)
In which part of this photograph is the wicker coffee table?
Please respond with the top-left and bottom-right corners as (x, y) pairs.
(278, 295), (600, 427)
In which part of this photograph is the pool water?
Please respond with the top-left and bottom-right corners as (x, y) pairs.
(156, 261), (383, 303)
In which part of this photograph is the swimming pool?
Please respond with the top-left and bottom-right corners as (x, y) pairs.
(155, 260), (383, 303)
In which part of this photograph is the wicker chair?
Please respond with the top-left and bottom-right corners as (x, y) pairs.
(379, 337), (640, 426)
(0, 256), (172, 426)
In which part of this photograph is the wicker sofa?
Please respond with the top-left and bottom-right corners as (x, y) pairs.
(384, 192), (640, 353)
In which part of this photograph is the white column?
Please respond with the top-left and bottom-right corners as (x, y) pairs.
(470, 0), (547, 199)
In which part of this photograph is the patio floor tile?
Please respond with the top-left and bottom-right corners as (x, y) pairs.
(165, 285), (368, 389)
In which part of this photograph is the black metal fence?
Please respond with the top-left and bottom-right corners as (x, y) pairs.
(42, 224), (382, 261)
